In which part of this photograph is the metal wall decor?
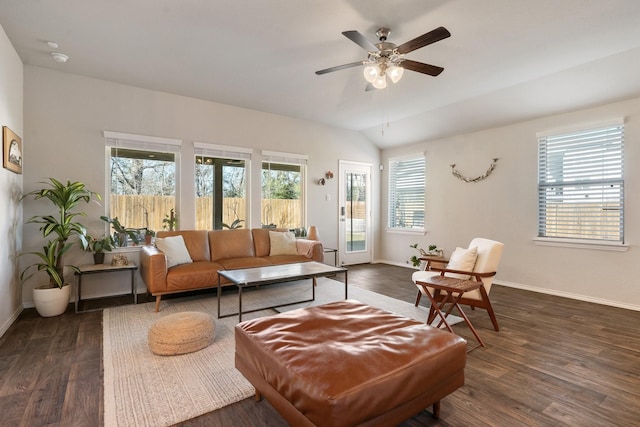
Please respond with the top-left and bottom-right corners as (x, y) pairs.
(317, 170), (334, 185)
(450, 158), (499, 183)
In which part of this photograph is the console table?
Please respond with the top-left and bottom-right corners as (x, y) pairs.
(74, 263), (138, 313)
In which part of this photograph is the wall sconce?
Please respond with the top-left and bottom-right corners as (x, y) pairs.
(318, 171), (334, 185)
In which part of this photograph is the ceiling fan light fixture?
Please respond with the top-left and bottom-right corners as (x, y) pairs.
(372, 74), (387, 89)
(363, 64), (379, 83)
(388, 65), (404, 83)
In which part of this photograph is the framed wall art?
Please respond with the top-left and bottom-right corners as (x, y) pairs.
(3, 126), (22, 174)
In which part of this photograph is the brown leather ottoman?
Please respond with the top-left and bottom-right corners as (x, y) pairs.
(235, 299), (466, 426)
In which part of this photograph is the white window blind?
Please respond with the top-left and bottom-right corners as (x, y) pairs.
(194, 142), (251, 160)
(537, 122), (624, 242)
(262, 150), (308, 165)
(388, 154), (425, 230)
(104, 131), (182, 152)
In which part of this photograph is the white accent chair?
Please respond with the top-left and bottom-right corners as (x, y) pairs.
(412, 238), (504, 331)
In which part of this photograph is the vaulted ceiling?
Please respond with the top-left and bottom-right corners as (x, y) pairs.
(2, 0), (640, 148)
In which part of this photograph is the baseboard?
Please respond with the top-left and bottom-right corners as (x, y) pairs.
(375, 259), (640, 312)
(495, 280), (640, 312)
(0, 304), (24, 338)
(372, 259), (416, 269)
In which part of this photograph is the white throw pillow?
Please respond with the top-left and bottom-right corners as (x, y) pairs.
(446, 246), (478, 279)
(269, 231), (298, 256)
(155, 235), (193, 268)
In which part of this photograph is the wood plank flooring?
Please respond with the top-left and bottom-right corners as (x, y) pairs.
(1, 263), (639, 426)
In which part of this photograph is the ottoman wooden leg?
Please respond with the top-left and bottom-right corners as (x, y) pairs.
(433, 401), (441, 418)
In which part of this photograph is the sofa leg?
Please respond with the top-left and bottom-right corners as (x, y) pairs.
(155, 295), (161, 312)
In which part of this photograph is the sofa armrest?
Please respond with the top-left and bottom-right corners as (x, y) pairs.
(296, 239), (324, 262)
(139, 245), (168, 294)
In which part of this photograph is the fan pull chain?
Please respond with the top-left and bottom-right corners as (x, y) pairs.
(381, 86), (390, 136)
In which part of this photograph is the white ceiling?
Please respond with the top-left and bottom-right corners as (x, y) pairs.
(2, 0), (640, 149)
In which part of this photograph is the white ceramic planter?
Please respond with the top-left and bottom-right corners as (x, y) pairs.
(33, 283), (71, 317)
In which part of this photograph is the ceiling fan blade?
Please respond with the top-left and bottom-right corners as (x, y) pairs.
(396, 26), (451, 55)
(401, 59), (444, 76)
(315, 61), (364, 75)
(342, 30), (378, 52)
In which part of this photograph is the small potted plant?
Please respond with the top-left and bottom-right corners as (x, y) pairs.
(100, 215), (141, 247)
(82, 233), (115, 264)
(145, 228), (156, 245)
(408, 243), (442, 267)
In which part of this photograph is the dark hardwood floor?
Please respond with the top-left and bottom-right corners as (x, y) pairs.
(1, 263), (639, 426)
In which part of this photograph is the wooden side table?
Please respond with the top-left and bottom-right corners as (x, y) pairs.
(323, 247), (338, 266)
(74, 263), (138, 313)
(415, 275), (486, 350)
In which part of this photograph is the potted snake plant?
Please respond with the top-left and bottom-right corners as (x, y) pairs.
(20, 178), (101, 317)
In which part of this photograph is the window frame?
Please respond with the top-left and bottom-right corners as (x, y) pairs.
(387, 153), (426, 233)
(104, 131), (181, 243)
(535, 120), (627, 250)
(261, 150), (308, 230)
(194, 142), (251, 230)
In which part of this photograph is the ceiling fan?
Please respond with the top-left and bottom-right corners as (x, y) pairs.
(315, 26), (451, 90)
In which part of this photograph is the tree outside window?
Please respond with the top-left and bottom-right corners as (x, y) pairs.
(109, 147), (176, 235)
(195, 156), (246, 230)
(261, 162), (303, 229)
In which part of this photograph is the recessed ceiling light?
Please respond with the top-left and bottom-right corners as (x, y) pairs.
(46, 41), (59, 49)
(51, 52), (69, 63)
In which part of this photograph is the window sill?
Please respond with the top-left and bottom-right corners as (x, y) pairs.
(532, 237), (628, 252)
(385, 228), (426, 236)
(112, 246), (143, 253)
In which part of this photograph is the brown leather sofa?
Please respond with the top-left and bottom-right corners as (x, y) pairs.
(140, 228), (324, 311)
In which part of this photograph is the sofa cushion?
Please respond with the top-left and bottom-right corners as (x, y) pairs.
(156, 235), (193, 268)
(156, 230), (211, 262)
(216, 257), (271, 270)
(252, 228), (289, 257)
(269, 231), (298, 256)
(209, 229), (256, 261)
(165, 261), (224, 291)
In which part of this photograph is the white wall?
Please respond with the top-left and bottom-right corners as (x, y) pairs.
(22, 66), (380, 305)
(381, 97), (640, 310)
(0, 24), (24, 337)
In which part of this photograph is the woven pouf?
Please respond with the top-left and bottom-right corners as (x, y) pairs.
(148, 311), (216, 356)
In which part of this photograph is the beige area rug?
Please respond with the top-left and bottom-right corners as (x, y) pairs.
(103, 278), (462, 427)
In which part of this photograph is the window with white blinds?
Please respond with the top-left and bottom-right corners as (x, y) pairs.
(388, 154), (425, 230)
(537, 122), (624, 243)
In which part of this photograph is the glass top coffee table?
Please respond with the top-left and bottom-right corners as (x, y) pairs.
(217, 261), (348, 321)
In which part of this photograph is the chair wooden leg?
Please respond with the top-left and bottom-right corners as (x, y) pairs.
(155, 295), (161, 312)
(414, 290), (422, 306)
(480, 286), (499, 331)
(427, 305), (437, 325)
